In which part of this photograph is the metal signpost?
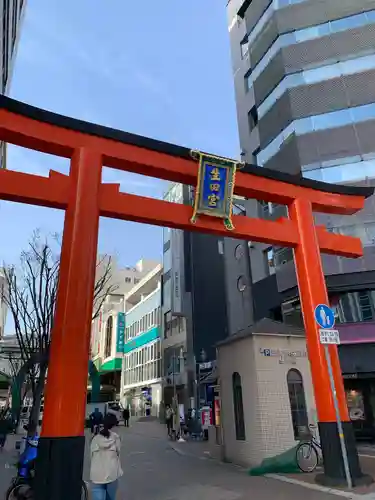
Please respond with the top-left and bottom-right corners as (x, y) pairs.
(314, 304), (352, 489)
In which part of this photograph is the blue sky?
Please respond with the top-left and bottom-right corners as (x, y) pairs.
(1, 0), (239, 267)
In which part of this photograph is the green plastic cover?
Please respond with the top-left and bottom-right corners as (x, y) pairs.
(249, 445), (300, 476)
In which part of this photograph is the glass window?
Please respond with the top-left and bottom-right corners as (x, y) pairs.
(163, 247), (172, 272)
(351, 102), (375, 121)
(346, 389), (366, 422)
(248, 106), (258, 132)
(365, 224), (375, 244)
(163, 278), (171, 311)
(312, 109), (351, 131)
(274, 247), (293, 266)
(287, 369), (308, 439)
(164, 310), (172, 339)
(163, 228), (171, 247)
(331, 13), (363, 32)
(240, 38), (249, 59)
(358, 291), (373, 321)
(245, 72), (252, 92)
(232, 372), (246, 441)
(263, 247), (275, 276)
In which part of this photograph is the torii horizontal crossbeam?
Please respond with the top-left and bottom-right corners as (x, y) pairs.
(0, 167), (364, 258)
(0, 96), (372, 216)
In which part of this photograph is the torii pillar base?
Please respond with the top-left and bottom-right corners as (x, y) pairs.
(34, 437), (85, 499)
(316, 422), (371, 487)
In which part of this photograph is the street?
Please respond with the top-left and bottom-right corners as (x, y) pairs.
(0, 419), (359, 499)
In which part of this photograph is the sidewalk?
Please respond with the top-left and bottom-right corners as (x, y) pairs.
(128, 417), (167, 440)
(0, 433), (24, 498)
(169, 437), (215, 460)
(267, 454), (375, 499)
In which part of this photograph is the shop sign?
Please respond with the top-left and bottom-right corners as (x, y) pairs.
(116, 312), (125, 353)
(259, 347), (307, 365)
(199, 361), (213, 370)
(190, 151), (243, 230)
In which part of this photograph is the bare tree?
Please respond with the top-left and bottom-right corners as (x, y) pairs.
(1, 231), (117, 435)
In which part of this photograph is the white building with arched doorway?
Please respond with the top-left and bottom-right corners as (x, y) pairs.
(90, 258), (159, 401)
(216, 319), (316, 467)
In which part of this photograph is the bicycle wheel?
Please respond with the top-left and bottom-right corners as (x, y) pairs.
(5, 482), (33, 500)
(296, 442), (319, 473)
(81, 480), (89, 500)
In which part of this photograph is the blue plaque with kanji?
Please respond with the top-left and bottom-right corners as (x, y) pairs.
(190, 151), (243, 230)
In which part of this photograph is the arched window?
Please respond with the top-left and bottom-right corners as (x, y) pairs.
(104, 316), (113, 359)
(287, 369), (308, 439)
(232, 372), (246, 441)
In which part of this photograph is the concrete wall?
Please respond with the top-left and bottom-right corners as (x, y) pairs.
(218, 335), (260, 465)
(252, 335), (316, 458)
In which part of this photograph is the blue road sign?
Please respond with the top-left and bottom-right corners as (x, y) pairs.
(314, 304), (335, 329)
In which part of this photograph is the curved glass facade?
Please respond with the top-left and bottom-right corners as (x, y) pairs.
(259, 53), (375, 118)
(246, 10), (375, 87)
(258, 101), (375, 166)
(303, 155), (375, 184)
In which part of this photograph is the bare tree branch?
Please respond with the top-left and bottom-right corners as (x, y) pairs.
(1, 230), (115, 435)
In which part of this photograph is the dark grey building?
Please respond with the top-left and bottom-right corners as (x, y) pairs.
(227, 0), (375, 334)
(161, 183), (229, 408)
(0, 0), (27, 168)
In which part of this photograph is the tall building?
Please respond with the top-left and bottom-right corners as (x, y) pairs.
(161, 184), (249, 410)
(90, 258), (159, 401)
(120, 263), (162, 417)
(227, 0), (375, 437)
(0, 269), (8, 339)
(1, 0), (27, 169)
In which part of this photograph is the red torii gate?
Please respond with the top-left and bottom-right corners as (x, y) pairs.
(0, 96), (371, 498)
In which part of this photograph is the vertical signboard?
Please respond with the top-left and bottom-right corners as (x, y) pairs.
(171, 228), (183, 315)
(190, 151), (243, 230)
(166, 183), (184, 315)
(116, 312), (125, 353)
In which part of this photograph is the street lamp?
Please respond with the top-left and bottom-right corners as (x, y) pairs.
(171, 348), (185, 443)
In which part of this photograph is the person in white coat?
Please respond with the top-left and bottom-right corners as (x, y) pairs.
(90, 414), (123, 500)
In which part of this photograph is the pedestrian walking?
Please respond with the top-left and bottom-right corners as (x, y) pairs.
(123, 407), (130, 427)
(0, 413), (12, 451)
(90, 414), (123, 500)
(165, 404), (174, 437)
(90, 407), (103, 435)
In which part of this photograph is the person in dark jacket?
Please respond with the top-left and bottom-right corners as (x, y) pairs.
(89, 408), (103, 435)
(0, 414), (12, 451)
(123, 408), (130, 427)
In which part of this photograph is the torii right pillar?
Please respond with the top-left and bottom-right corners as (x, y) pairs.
(290, 197), (371, 487)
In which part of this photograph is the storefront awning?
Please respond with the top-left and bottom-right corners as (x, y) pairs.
(100, 358), (122, 373)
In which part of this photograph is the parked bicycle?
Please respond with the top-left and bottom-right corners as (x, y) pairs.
(296, 424), (322, 473)
(6, 432), (88, 499)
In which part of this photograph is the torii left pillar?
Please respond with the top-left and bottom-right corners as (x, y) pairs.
(34, 149), (102, 500)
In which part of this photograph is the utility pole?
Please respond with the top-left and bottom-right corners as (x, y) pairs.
(171, 351), (185, 442)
